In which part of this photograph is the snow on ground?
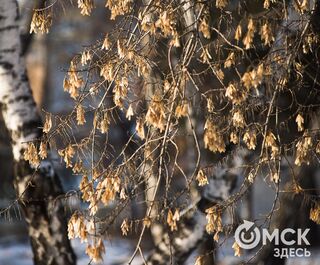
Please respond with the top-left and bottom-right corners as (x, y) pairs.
(0, 236), (319, 265)
(0, 236), (142, 265)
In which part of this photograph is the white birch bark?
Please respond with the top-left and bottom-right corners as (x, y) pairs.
(145, 146), (245, 264)
(0, 1), (76, 264)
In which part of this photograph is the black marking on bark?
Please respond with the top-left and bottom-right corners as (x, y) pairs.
(10, 70), (17, 79)
(1, 102), (7, 112)
(0, 48), (16, 53)
(19, 120), (43, 139)
(197, 197), (217, 213)
(15, 95), (33, 103)
(6, 89), (32, 105)
(14, 0), (19, 21)
(0, 25), (18, 32)
(0, 61), (13, 70)
(20, 72), (29, 82)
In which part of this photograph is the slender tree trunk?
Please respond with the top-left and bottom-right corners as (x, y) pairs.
(0, 1), (76, 264)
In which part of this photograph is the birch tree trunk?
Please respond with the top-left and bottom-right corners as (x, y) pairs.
(0, 1), (76, 264)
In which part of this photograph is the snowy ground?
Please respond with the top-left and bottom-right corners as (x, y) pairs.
(0, 236), (142, 265)
(0, 235), (319, 265)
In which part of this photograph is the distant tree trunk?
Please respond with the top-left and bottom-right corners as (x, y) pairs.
(0, 1), (76, 265)
(145, 148), (242, 264)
